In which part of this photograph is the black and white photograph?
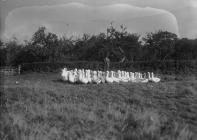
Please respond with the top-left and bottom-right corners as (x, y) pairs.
(0, 0), (197, 139)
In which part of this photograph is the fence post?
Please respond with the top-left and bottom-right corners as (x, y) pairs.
(11, 69), (14, 76)
(18, 65), (21, 74)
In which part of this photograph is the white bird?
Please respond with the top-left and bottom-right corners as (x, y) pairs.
(125, 72), (130, 82)
(111, 71), (120, 83)
(92, 71), (101, 84)
(105, 71), (113, 83)
(84, 69), (91, 83)
(68, 70), (75, 83)
(61, 67), (161, 85)
(73, 70), (78, 83)
(151, 72), (161, 83)
(78, 70), (88, 84)
(119, 71), (129, 82)
(61, 68), (68, 81)
(131, 72), (138, 83)
(147, 72), (160, 83)
(98, 71), (105, 83)
(129, 72), (136, 82)
(139, 73), (148, 83)
(147, 72), (153, 82)
(100, 71), (106, 83)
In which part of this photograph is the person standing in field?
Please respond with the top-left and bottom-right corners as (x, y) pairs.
(104, 56), (110, 71)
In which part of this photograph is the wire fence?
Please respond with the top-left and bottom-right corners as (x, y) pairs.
(0, 65), (21, 76)
(19, 60), (197, 74)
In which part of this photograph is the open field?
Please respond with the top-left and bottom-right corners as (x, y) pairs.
(1, 72), (197, 140)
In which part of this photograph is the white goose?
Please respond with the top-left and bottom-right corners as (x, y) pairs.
(117, 70), (123, 82)
(92, 71), (101, 84)
(148, 72), (151, 81)
(73, 69), (79, 83)
(101, 71), (106, 83)
(125, 72), (130, 82)
(147, 72), (160, 83)
(98, 71), (105, 83)
(61, 68), (68, 81)
(79, 70), (88, 84)
(68, 70), (75, 83)
(86, 70), (92, 83)
(61, 68), (161, 84)
(105, 71), (113, 83)
(139, 73), (149, 83)
(151, 72), (161, 83)
(119, 71), (129, 82)
(129, 72), (136, 82)
(77, 69), (83, 83)
(111, 71), (120, 83)
(132, 72), (138, 83)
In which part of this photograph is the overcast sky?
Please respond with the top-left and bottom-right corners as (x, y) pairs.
(0, 0), (197, 42)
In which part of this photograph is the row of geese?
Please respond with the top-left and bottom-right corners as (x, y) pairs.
(61, 68), (161, 84)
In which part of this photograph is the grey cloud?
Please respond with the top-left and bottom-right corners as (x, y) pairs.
(4, 3), (179, 42)
(1, 0), (197, 40)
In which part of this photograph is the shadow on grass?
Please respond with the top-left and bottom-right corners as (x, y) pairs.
(52, 79), (84, 85)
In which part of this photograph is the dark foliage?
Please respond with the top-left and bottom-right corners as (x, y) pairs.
(20, 60), (197, 75)
(0, 24), (197, 73)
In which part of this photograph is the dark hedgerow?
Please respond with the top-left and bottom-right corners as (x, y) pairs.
(20, 60), (197, 75)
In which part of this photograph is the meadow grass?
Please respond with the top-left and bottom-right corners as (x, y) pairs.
(1, 72), (197, 140)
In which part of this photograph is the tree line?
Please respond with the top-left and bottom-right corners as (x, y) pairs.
(0, 24), (197, 67)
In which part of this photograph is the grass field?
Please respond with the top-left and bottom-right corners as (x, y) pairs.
(1, 72), (197, 140)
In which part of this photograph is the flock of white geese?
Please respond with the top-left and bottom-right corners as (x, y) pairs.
(61, 68), (161, 84)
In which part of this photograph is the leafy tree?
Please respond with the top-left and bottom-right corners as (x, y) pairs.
(4, 39), (22, 66)
(32, 26), (47, 46)
(174, 38), (197, 60)
(71, 24), (142, 62)
(2, 25), (197, 69)
(0, 40), (6, 66)
(58, 36), (75, 60)
(106, 24), (141, 62)
(30, 26), (59, 62)
(30, 26), (48, 61)
(0, 40), (3, 47)
(143, 30), (178, 61)
(45, 32), (59, 62)
(13, 46), (40, 64)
